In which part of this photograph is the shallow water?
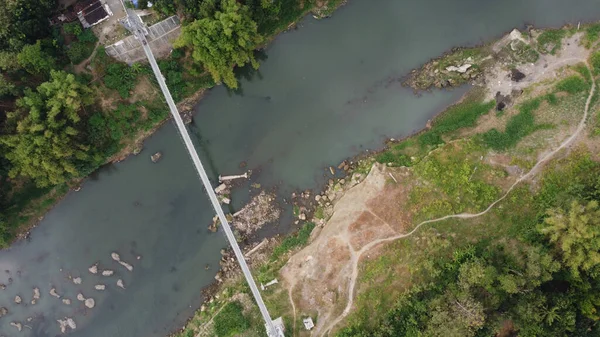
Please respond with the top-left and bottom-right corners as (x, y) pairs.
(2, 0), (600, 336)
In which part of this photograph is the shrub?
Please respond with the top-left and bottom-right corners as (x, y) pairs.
(271, 222), (316, 261)
(104, 63), (137, 98)
(213, 302), (250, 337)
(555, 75), (589, 94)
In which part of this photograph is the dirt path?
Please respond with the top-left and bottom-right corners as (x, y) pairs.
(320, 62), (596, 336)
(73, 42), (100, 74)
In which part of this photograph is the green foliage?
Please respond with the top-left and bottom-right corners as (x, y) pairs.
(176, 0), (263, 88)
(65, 28), (98, 64)
(0, 74), (18, 97)
(482, 97), (553, 150)
(247, 0), (306, 36)
(17, 41), (56, 75)
(104, 63), (138, 98)
(0, 0), (55, 51)
(338, 238), (597, 337)
(271, 222), (316, 261)
(584, 23), (600, 47)
(537, 29), (566, 54)
(555, 75), (589, 94)
(540, 200), (600, 280)
(590, 51), (600, 75)
(375, 151), (411, 166)
(63, 22), (83, 36)
(426, 100), (495, 144)
(0, 71), (94, 187)
(213, 301), (250, 337)
(86, 104), (143, 158)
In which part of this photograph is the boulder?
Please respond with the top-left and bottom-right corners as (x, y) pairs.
(62, 298), (71, 305)
(95, 284), (106, 291)
(151, 152), (162, 163)
(117, 279), (125, 289)
(14, 295), (21, 304)
(89, 264), (98, 274)
(510, 68), (526, 82)
(111, 252), (121, 261)
(0, 307), (8, 317)
(77, 293), (85, 301)
(446, 64), (472, 73)
(50, 288), (60, 298)
(10, 321), (22, 332)
(84, 298), (95, 309)
(102, 270), (114, 276)
(72, 277), (82, 285)
(215, 183), (227, 194)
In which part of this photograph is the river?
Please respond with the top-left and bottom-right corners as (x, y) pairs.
(1, 0), (600, 336)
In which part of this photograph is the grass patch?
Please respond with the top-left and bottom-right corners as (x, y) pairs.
(482, 96), (556, 151)
(537, 29), (566, 54)
(584, 23), (600, 48)
(430, 100), (495, 135)
(271, 222), (315, 261)
(555, 75), (589, 94)
(213, 301), (250, 337)
(590, 51), (600, 75)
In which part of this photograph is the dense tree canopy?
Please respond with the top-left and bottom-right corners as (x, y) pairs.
(0, 0), (56, 51)
(1, 70), (93, 187)
(541, 200), (600, 279)
(175, 0), (263, 88)
(17, 40), (57, 75)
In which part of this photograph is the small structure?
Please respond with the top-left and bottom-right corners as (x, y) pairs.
(75, 0), (113, 28)
(303, 317), (315, 330)
(265, 317), (285, 337)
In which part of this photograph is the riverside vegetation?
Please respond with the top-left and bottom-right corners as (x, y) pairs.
(0, 0), (346, 247)
(176, 24), (600, 337)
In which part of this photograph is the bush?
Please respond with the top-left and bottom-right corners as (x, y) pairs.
(67, 41), (96, 64)
(271, 222), (316, 261)
(431, 101), (495, 135)
(555, 75), (589, 94)
(213, 302), (250, 337)
(104, 63), (137, 98)
(376, 151), (412, 166)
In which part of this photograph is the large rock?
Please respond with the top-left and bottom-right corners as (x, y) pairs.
(0, 307), (8, 317)
(14, 295), (21, 304)
(89, 264), (98, 274)
(95, 284), (106, 291)
(10, 321), (22, 331)
(102, 270), (114, 276)
(117, 279), (126, 289)
(151, 152), (162, 163)
(446, 64), (472, 73)
(72, 277), (82, 285)
(50, 288), (61, 298)
(85, 298), (95, 309)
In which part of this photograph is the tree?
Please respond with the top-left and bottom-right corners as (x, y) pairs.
(540, 200), (600, 279)
(18, 40), (56, 75)
(0, 0), (56, 51)
(1, 70), (94, 187)
(175, 0), (263, 88)
(0, 74), (17, 97)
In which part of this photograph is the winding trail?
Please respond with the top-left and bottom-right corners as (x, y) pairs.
(320, 62), (596, 336)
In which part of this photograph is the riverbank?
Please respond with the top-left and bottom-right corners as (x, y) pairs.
(1, 0), (350, 249)
(177, 23), (600, 336)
